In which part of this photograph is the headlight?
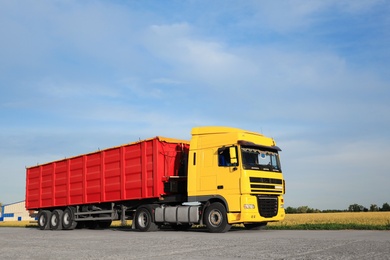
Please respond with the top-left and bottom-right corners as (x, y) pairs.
(244, 204), (255, 209)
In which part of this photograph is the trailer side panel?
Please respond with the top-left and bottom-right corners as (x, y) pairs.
(26, 137), (189, 210)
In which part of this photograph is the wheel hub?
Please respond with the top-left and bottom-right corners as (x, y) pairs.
(209, 210), (222, 227)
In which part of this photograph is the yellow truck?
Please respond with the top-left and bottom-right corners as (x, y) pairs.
(186, 126), (285, 232)
(26, 126), (285, 233)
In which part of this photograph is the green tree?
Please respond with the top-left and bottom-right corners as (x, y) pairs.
(307, 208), (321, 213)
(285, 206), (321, 214)
(348, 204), (364, 212)
(380, 202), (390, 211)
(370, 204), (379, 212)
(285, 206), (297, 214)
(297, 206), (309, 213)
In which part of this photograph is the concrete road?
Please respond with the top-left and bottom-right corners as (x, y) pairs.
(0, 227), (389, 259)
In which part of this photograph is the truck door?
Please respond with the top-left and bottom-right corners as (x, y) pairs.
(216, 146), (241, 212)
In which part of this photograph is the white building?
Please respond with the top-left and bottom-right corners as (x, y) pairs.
(0, 201), (35, 222)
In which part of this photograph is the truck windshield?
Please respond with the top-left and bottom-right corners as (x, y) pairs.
(241, 147), (281, 172)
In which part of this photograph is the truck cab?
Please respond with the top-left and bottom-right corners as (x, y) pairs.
(187, 126), (285, 231)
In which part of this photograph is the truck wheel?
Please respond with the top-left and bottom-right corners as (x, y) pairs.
(244, 222), (267, 230)
(50, 209), (63, 230)
(62, 207), (77, 230)
(134, 206), (159, 232)
(37, 210), (51, 230)
(204, 202), (232, 233)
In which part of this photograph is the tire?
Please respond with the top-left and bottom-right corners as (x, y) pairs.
(134, 206), (159, 232)
(244, 222), (267, 230)
(204, 202), (232, 233)
(37, 210), (51, 230)
(50, 209), (63, 230)
(62, 207), (77, 230)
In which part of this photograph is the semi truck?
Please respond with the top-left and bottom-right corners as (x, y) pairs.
(26, 126), (285, 233)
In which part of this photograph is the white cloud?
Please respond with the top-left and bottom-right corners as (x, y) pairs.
(140, 19), (390, 138)
(144, 23), (259, 91)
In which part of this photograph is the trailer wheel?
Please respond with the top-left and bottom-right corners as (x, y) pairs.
(37, 210), (51, 230)
(134, 206), (159, 232)
(62, 207), (77, 230)
(50, 209), (63, 230)
(204, 202), (232, 233)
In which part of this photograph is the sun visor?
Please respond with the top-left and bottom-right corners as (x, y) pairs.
(238, 140), (282, 151)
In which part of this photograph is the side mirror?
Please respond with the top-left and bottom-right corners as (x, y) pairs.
(229, 147), (238, 166)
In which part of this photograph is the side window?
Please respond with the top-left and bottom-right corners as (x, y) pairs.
(218, 146), (238, 167)
(218, 148), (230, 166)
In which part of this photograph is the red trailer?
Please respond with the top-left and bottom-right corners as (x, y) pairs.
(26, 137), (189, 230)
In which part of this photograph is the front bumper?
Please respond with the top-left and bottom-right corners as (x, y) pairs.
(227, 194), (285, 224)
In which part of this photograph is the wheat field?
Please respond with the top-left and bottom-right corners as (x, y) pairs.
(269, 212), (390, 226)
(0, 221), (35, 227)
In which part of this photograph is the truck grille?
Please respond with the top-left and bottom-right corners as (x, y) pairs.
(257, 196), (278, 218)
(249, 177), (283, 194)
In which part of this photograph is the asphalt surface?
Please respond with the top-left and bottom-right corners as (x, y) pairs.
(0, 227), (389, 259)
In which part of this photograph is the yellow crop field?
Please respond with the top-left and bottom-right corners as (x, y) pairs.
(0, 221), (36, 227)
(269, 212), (390, 226)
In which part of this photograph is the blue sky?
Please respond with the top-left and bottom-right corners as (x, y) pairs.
(1, 0), (389, 210)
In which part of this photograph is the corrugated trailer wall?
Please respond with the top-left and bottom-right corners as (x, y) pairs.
(26, 137), (189, 210)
